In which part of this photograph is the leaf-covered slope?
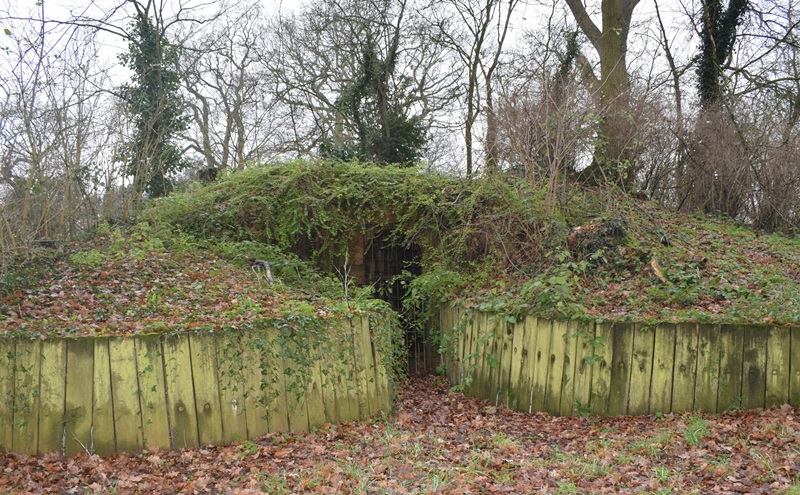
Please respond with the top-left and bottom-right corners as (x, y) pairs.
(0, 225), (352, 338)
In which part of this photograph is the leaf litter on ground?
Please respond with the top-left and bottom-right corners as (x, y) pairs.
(1, 375), (798, 494)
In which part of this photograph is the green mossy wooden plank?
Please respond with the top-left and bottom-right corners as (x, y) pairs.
(318, 335), (341, 426)
(607, 323), (634, 416)
(467, 313), (495, 399)
(765, 326), (790, 407)
(693, 326), (719, 412)
(544, 320), (567, 415)
(135, 335), (171, 451)
(530, 318), (553, 413)
(12, 340), (41, 454)
(671, 323), (698, 413)
(486, 316), (504, 404)
(0, 340), (15, 453)
(572, 322), (596, 416)
(372, 314), (393, 414)
(108, 337), (143, 453)
(497, 321), (515, 407)
(280, 329), (309, 433)
(588, 322), (614, 416)
(92, 338), (115, 455)
(459, 310), (472, 389)
(443, 306), (455, 383)
(650, 324), (677, 414)
(350, 316), (370, 419)
(241, 332), (269, 439)
(791, 328), (800, 406)
(508, 318), (527, 412)
(324, 322), (351, 425)
(356, 315), (378, 418)
(628, 325), (656, 416)
(716, 325), (744, 413)
(189, 333), (224, 446)
(163, 334), (199, 449)
(522, 317), (540, 413)
(558, 321), (579, 417)
(214, 334), (249, 444)
(64, 339), (93, 456)
(258, 329), (290, 433)
(459, 308), (470, 387)
(306, 355), (327, 429)
(37, 339), (66, 454)
(742, 327), (767, 410)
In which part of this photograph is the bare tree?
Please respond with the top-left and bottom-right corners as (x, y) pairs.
(427, 0), (520, 176)
(265, 0), (459, 166)
(564, 0), (643, 187)
(177, 1), (281, 173)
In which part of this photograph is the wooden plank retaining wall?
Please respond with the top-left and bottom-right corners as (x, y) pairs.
(440, 306), (800, 416)
(0, 316), (392, 456)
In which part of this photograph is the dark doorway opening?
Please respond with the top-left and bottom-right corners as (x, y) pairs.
(363, 231), (436, 374)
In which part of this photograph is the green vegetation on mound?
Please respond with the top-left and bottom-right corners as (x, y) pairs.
(0, 221), (393, 339)
(3, 160), (799, 338)
(150, 160), (800, 326)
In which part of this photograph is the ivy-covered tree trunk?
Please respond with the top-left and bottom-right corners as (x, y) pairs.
(118, 10), (186, 199)
(696, 0), (749, 106)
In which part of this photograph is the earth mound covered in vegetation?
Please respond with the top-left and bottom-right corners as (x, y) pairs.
(0, 222), (385, 339)
(149, 160), (800, 327)
(3, 159), (800, 337)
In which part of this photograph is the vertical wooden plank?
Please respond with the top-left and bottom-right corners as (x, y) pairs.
(108, 337), (143, 453)
(693, 326), (720, 412)
(650, 324), (677, 414)
(588, 322), (614, 416)
(135, 335), (171, 451)
(323, 322), (350, 425)
(607, 323), (634, 416)
(791, 328), (800, 406)
(522, 317), (540, 413)
(572, 322), (596, 416)
(282, 329), (310, 433)
(368, 313), (392, 414)
(335, 322), (359, 424)
(214, 333), (250, 444)
(349, 316), (370, 419)
(671, 323), (698, 413)
(558, 320), (579, 417)
(468, 313), (496, 399)
(356, 315), (378, 418)
(628, 325), (656, 416)
(495, 319), (514, 406)
(189, 333), (224, 446)
(508, 318), (527, 412)
(307, 356), (328, 429)
(0, 339), (15, 452)
(92, 338), (115, 455)
(441, 305), (454, 381)
(544, 320), (567, 415)
(163, 334), (199, 449)
(37, 339), (67, 454)
(12, 340), (41, 454)
(530, 318), (553, 413)
(741, 327), (767, 410)
(64, 339), (93, 456)
(241, 332), (269, 439)
(765, 326), (790, 408)
(459, 308), (470, 387)
(716, 325), (744, 413)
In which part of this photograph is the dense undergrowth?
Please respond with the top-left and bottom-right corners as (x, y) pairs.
(150, 160), (800, 326)
(2, 159), (799, 345)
